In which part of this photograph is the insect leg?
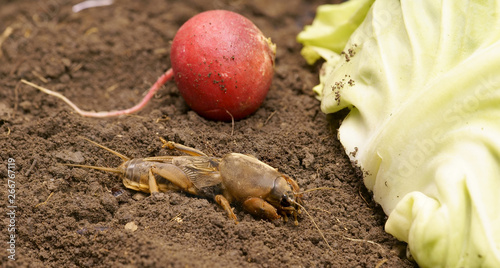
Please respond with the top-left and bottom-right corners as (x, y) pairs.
(215, 195), (238, 223)
(150, 164), (197, 195)
(159, 137), (207, 156)
(242, 197), (280, 221)
(148, 168), (159, 193)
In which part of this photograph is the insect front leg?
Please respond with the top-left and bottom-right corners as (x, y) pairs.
(242, 197), (280, 221)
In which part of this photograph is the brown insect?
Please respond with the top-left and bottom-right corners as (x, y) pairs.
(66, 137), (304, 224)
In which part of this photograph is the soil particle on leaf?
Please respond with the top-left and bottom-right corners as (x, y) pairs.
(0, 0), (416, 267)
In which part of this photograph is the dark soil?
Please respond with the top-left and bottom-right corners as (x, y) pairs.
(0, 0), (416, 267)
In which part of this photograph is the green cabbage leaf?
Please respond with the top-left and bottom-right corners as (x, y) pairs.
(296, 0), (375, 65)
(298, 0), (500, 267)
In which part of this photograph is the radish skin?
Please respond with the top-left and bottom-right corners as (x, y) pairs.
(171, 10), (276, 121)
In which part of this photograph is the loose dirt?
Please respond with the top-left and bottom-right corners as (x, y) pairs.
(0, 0), (416, 267)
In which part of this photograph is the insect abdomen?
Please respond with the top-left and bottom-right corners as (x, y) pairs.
(122, 159), (155, 193)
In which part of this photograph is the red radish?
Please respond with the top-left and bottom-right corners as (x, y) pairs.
(171, 10), (276, 121)
(21, 10), (276, 121)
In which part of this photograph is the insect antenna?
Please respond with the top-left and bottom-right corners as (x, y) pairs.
(293, 201), (334, 253)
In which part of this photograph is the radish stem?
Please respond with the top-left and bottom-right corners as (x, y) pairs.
(21, 68), (173, 118)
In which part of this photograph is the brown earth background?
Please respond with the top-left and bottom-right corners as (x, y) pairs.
(0, 0), (417, 267)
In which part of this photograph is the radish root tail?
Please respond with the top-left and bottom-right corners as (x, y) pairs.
(20, 68), (174, 118)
